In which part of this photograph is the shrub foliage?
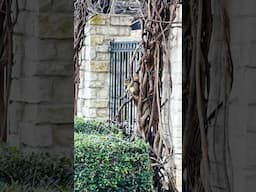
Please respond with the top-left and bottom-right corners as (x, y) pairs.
(75, 116), (116, 134)
(0, 143), (73, 189)
(74, 133), (153, 192)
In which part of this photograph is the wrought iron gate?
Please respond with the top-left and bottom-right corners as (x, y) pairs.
(109, 41), (142, 136)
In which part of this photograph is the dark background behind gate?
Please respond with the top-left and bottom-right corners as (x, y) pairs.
(109, 41), (142, 136)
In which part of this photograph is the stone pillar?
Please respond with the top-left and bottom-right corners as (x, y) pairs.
(206, 1), (256, 191)
(8, 0), (73, 156)
(77, 14), (132, 121)
(226, 1), (256, 191)
(169, 5), (182, 191)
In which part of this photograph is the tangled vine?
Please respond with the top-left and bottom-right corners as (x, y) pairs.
(123, 0), (180, 191)
(74, 0), (181, 191)
(0, 0), (18, 142)
(183, 0), (233, 191)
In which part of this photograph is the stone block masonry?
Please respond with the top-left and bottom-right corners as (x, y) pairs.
(77, 14), (133, 121)
(170, 5), (182, 192)
(8, 0), (73, 156)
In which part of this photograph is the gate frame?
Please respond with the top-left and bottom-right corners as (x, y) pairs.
(109, 40), (142, 136)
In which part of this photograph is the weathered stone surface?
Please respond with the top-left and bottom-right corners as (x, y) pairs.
(86, 108), (97, 118)
(108, 27), (121, 36)
(10, 77), (51, 103)
(95, 25), (120, 36)
(96, 108), (108, 117)
(80, 60), (89, 70)
(7, 134), (20, 148)
(247, 68), (256, 104)
(22, 104), (73, 123)
(84, 25), (96, 36)
(110, 16), (120, 25)
(97, 87), (109, 99)
(96, 52), (109, 61)
(96, 100), (108, 108)
(38, 13), (73, 39)
(119, 15), (132, 26)
(52, 77), (74, 103)
(13, 35), (25, 55)
(24, 0), (40, 12)
(24, 38), (57, 60)
(87, 80), (105, 88)
(56, 40), (73, 61)
(85, 46), (96, 60)
(13, 11), (27, 34)
(52, 0), (73, 13)
(119, 27), (131, 36)
(8, 103), (23, 134)
(83, 71), (98, 81)
(34, 60), (73, 76)
(20, 123), (53, 147)
(53, 124), (73, 147)
(12, 55), (23, 78)
(90, 61), (110, 72)
(97, 73), (109, 81)
(83, 100), (96, 108)
(89, 15), (107, 25)
(89, 35), (104, 46)
(95, 45), (109, 53)
(9, 0), (74, 156)
(79, 88), (97, 99)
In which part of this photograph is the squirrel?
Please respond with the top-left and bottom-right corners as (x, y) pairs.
(124, 77), (139, 98)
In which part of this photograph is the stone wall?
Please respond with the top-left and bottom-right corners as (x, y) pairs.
(205, 1), (256, 191)
(169, 5), (182, 191)
(77, 14), (133, 120)
(226, 1), (256, 191)
(8, 0), (74, 156)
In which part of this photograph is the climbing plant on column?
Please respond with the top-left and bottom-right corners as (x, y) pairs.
(128, 0), (180, 191)
(183, 0), (234, 191)
(0, 0), (18, 142)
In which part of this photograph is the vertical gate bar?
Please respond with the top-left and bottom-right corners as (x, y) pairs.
(113, 44), (115, 121)
(120, 47), (123, 122)
(109, 43), (112, 122)
(111, 45), (113, 119)
(124, 47), (127, 125)
(116, 43), (119, 120)
(128, 43), (131, 134)
(130, 48), (133, 135)
(113, 46), (116, 118)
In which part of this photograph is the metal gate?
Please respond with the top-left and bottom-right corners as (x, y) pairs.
(109, 41), (142, 136)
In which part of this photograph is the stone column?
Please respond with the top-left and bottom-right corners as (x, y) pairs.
(77, 14), (132, 121)
(8, 0), (73, 156)
(171, 6), (182, 192)
(226, 1), (256, 191)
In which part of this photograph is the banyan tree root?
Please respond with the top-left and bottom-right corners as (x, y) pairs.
(0, 0), (19, 141)
(183, 0), (234, 191)
(129, 0), (179, 191)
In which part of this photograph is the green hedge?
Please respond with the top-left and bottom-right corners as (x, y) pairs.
(0, 144), (72, 189)
(0, 182), (71, 192)
(75, 116), (116, 134)
(74, 133), (153, 192)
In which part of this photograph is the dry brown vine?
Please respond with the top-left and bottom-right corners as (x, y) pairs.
(123, 0), (180, 191)
(183, 0), (234, 191)
(0, 0), (18, 142)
